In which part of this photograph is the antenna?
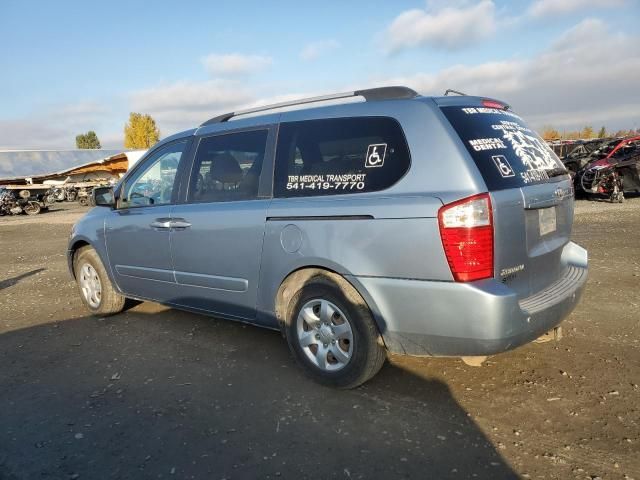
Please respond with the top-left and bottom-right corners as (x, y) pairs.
(444, 89), (468, 96)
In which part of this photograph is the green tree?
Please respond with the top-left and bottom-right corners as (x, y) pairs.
(75, 130), (101, 149)
(124, 113), (160, 149)
(597, 126), (607, 138)
(580, 126), (594, 139)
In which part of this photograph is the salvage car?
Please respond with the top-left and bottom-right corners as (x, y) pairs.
(68, 87), (588, 388)
(561, 138), (611, 175)
(578, 144), (640, 201)
(576, 136), (640, 197)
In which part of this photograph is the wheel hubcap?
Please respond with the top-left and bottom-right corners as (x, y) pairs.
(296, 299), (354, 372)
(79, 263), (101, 308)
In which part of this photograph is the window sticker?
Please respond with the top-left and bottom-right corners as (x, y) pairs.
(285, 173), (367, 192)
(468, 138), (507, 151)
(490, 120), (558, 183)
(491, 155), (515, 177)
(491, 121), (557, 171)
(365, 143), (387, 168)
(461, 107), (522, 120)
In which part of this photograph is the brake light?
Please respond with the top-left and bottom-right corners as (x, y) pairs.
(482, 99), (506, 109)
(438, 193), (494, 282)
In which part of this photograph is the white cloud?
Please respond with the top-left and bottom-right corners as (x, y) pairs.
(201, 53), (273, 76)
(374, 18), (640, 130)
(384, 0), (496, 53)
(131, 17), (640, 139)
(129, 79), (255, 133)
(0, 100), (121, 150)
(300, 39), (340, 61)
(528, 0), (625, 17)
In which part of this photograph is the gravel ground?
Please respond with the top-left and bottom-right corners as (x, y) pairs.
(0, 199), (638, 480)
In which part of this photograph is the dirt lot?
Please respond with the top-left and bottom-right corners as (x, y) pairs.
(0, 200), (638, 480)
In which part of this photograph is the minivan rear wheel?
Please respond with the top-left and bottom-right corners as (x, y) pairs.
(73, 246), (126, 316)
(284, 273), (386, 388)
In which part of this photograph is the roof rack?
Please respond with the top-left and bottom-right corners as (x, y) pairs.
(200, 86), (419, 126)
(443, 89), (468, 96)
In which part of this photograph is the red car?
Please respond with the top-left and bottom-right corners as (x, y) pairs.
(588, 136), (640, 168)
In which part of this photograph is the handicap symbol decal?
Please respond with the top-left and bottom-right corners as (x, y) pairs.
(491, 155), (515, 178)
(365, 143), (387, 168)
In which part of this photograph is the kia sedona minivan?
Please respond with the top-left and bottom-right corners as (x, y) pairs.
(68, 86), (588, 388)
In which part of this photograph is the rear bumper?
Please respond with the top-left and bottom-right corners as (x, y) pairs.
(350, 241), (588, 357)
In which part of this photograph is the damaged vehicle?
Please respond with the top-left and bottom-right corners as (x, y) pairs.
(576, 136), (640, 200)
(561, 138), (611, 176)
(578, 145), (640, 202)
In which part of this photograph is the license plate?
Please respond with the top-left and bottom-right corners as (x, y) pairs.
(538, 207), (557, 236)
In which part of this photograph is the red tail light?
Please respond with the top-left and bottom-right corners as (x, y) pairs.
(438, 193), (494, 282)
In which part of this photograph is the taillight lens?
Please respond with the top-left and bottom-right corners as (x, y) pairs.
(438, 193), (494, 282)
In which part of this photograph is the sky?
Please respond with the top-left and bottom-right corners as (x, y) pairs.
(1, 0), (639, 150)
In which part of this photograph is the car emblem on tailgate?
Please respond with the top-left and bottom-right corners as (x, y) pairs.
(554, 186), (573, 200)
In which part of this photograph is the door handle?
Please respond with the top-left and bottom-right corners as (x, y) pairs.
(150, 218), (172, 229)
(170, 219), (192, 229)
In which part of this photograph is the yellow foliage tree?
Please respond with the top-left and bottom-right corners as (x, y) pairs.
(124, 113), (160, 149)
(541, 125), (561, 141)
(565, 130), (581, 140)
(580, 126), (594, 139)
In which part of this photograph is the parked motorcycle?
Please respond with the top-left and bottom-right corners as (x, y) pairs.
(65, 187), (78, 202)
(77, 188), (90, 206)
(0, 190), (42, 215)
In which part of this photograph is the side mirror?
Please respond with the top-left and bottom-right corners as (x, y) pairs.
(93, 186), (115, 208)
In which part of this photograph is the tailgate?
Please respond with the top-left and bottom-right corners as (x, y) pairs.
(492, 181), (574, 298)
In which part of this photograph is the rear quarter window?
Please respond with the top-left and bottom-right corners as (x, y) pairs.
(274, 117), (410, 197)
(441, 106), (567, 190)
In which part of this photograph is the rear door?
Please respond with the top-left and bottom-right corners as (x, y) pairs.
(440, 103), (572, 298)
(169, 127), (275, 321)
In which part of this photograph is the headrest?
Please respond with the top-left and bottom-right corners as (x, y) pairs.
(210, 153), (242, 183)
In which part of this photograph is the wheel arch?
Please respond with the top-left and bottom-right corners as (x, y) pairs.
(272, 265), (388, 347)
(67, 238), (114, 286)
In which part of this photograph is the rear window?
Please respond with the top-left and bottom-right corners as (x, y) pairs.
(274, 117), (410, 197)
(441, 106), (566, 190)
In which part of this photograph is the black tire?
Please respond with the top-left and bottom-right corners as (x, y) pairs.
(78, 197), (88, 206)
(284, 272), (386, 389)
(73, 246), (126, 316)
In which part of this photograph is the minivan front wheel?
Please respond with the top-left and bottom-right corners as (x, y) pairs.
(284, 273), (386, 388)
(73, 246), (126, 316)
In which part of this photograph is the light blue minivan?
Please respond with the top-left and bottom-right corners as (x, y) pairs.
(69, 87), (588, 388)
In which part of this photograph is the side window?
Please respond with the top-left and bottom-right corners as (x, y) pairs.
(274, 117), (411, 197)
(121, 141), (187, 208)
(189, 129), (268, 203)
